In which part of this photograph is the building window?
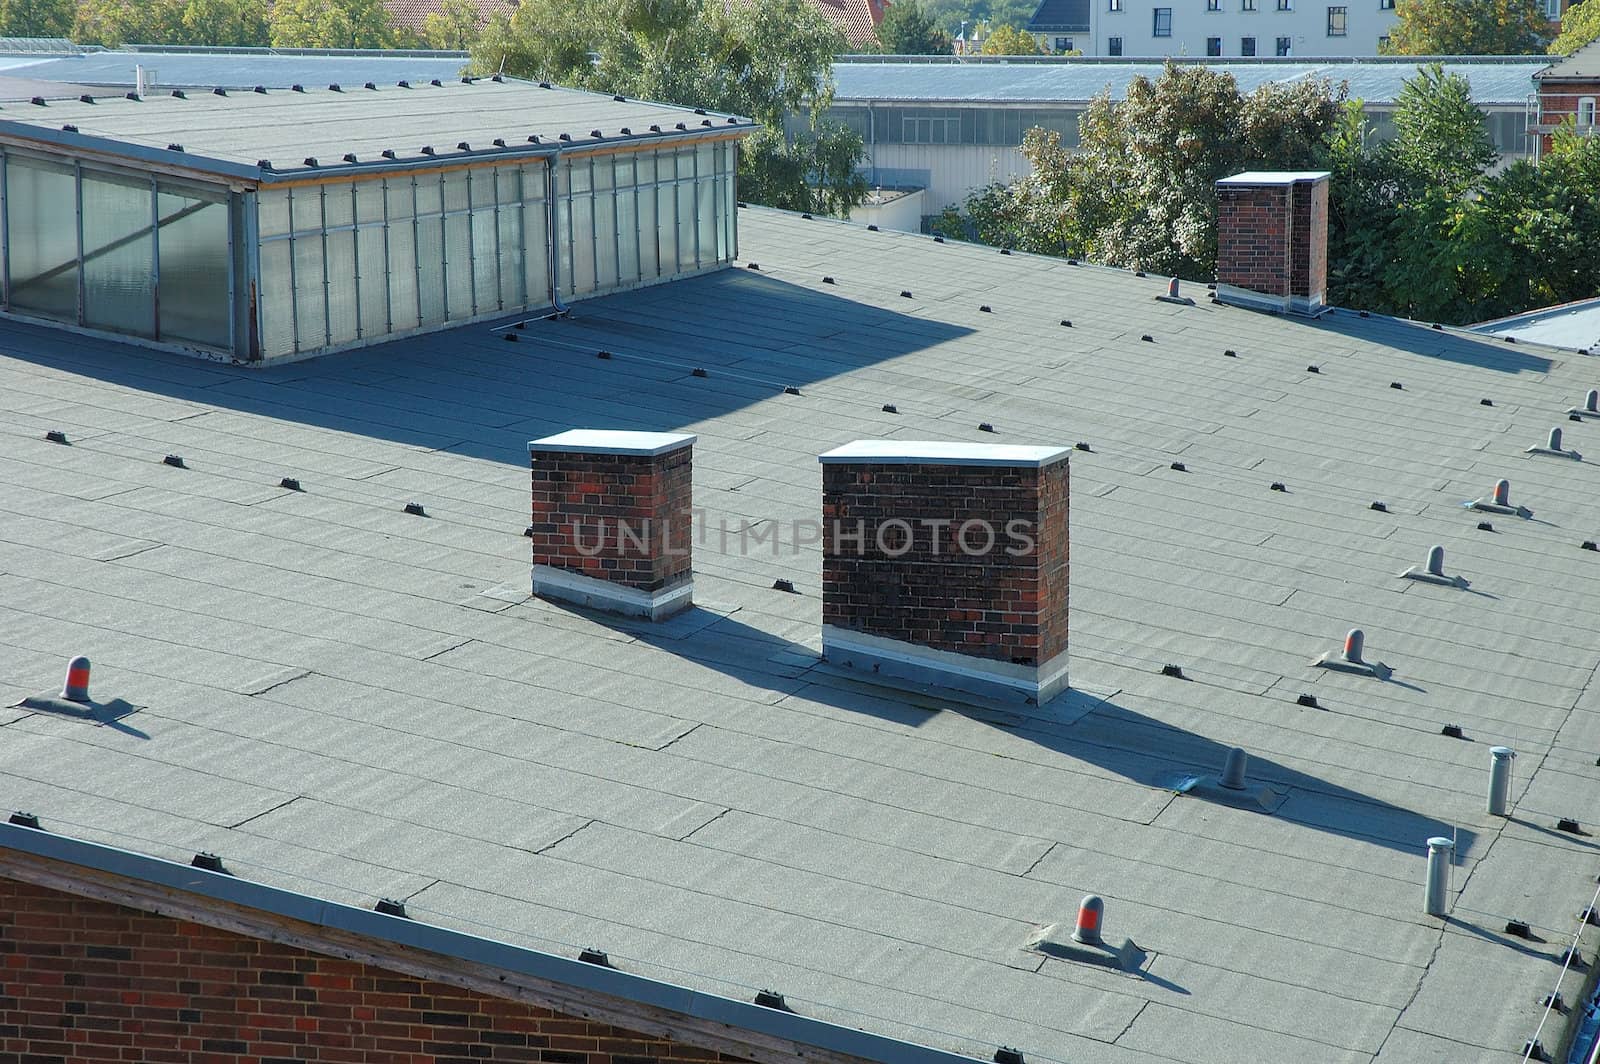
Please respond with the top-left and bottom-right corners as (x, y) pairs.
(1241, 35), (1257, 54)
(1109, 0), (1122, 9)
(1054, 36), (1073, 50)
(1545, 0), (1561, 16)
(1277, 0), (1291, 9)
(1153, 7), (1172, 35)
(1581, 97), (1597, 126)
(1207, 35), (1222, 54)
(1276, 35), (1291, 53)
(1378, 33), (1390, 49)
(1379, 0), (1394, 7)
(1108, 35), (1123, 54)
(1327, 5), (1347, 33)
(1208, 0), (1221, 8)
(1243, 0), (1256, 8)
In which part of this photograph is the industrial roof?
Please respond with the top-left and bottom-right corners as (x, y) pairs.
(830, 56), (1550, 106)
(5, 207), (1600, 1064)
(0, 77), (754, 183)
(0, 47), (472, 92)
(1023, 0), (1090, 33)
(1475, 297), (1600, 352)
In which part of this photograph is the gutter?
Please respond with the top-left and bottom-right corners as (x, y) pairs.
(0, 821), (980, 1064)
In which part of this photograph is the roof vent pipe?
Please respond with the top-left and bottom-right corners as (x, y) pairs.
(1425, 545), (1444, 577)
(1588, 390), (1598, 414)
(1424, 836), (1452, 917)
(135, 64), (146, 97)
(1343, 628), (1364, 664)
(1071, 895), (1104, 946)
(1488, 746), (1515, 816)
(61, 656), (90, 704)
(1219, 747), (1248, 790)
(1494, 479), (1510, 506)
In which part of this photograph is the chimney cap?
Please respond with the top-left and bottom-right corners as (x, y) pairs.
(528, 429), (696, 457)
(818, 440), (1072, 468)
(1217, 170), (1331, 186)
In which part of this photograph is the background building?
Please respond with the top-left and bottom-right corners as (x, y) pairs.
(0, 78), (751, 362)
(1027, 0), (1398, 56)
(1530, 37), (1600, 155)
(825, 55), (1547, 219)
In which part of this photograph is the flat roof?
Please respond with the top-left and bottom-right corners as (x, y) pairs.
(0, 47), (472, 92)
(829, 56), (1549, 106)
(3, 207), (1599, 1064)
(1473, 297), (1600, 351)
(0, 77), (756, 183)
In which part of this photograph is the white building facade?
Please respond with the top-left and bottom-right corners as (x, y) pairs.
(1031, 0), (1400, 58)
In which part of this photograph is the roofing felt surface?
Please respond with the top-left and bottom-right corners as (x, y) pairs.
(5, 208), (1600, 1064)
(0, 78), (753, 181)
(830, 56), (1550, 105)
(0, 48), (472, 91)
(1539, 38), (1600, 80)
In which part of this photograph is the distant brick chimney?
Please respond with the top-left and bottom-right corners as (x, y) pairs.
(1214, 171), (1330, 315)
(818, 441), (1070, 705)
(528, 430), (695, 620)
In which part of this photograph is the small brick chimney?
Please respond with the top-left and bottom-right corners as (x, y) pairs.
(528, 430), (695, 620)
(1215, 171), (1330, 315)
(818, 441), (1070, 705)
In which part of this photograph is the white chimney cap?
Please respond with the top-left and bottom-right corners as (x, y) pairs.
(1218, 171), (1331, 186)
(528, 429), (696, 456)
(819, 440), (1072, 467)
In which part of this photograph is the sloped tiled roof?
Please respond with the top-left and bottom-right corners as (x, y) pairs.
(4, 207), (1600, 1064)
(1024, 0), (1089, 34)
(809, 0), (888, 48)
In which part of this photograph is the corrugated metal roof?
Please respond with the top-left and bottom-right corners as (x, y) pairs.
(0, 48), (472, 91)
(0, 78), (755, 182)
(831, 56), (1548, 105)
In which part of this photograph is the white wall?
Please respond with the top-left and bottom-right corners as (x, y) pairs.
(1083, 0), (1398, 58)
(848, 189), (928, 231)
(861, 144), (1036, 212)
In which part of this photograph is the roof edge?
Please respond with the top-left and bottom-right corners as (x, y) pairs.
(0, 822), (982, 1064)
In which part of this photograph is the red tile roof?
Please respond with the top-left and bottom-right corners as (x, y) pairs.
(808, 0), (887, 48)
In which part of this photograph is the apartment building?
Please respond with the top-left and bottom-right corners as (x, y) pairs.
(1030, 0), (1399, 57)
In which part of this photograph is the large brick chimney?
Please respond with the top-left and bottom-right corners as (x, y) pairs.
(1214, 171), (1330, 315)
(528, 430), (695, 620)
(818, 441), (1070, 705)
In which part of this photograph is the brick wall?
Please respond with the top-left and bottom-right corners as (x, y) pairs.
(1215, 184), (1292, 298)
(0, 876), (746, 1064)
(1289, 178), (1328, 303)
(529, 448), (692, 593)
(820, 461), (1069, 667)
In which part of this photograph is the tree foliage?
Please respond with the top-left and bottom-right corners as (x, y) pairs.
(1387, 0), (1548, 55)
(981, 24), (1040, 54)
(0, 0), (74, 37)
(471, 0), (867, 215)
(920, 0), (1035, 39)
(422, 0), (486, 48)
(874, 1), (952, 54)
(1550, 0), (1600, 53)
(268, 0), (397, 48)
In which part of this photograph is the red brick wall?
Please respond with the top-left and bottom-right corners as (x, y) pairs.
(529, 448), (692, 593)
(820, 461), (1069, 667)
(1289, 179), (1328, 303)
(1215, 184), (1291, 298)
(0, 877), (745, 1064)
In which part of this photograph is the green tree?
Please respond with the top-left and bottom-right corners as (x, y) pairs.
(181, 0), (271, 46)
(269, 0), (397, 48)
(0, 0), (74, 37)
(471, 0), (867, 216)
(1387, 0), (1548, 55)
(423, 0), (486, 48)
(72, 0), (185, 46)
(981, 23), (1040, 54)
(966, 64), (1343, 276)
(874, 1), (952, 54)
(1391, 63), (1496, 194)
(1550, 0), (1600, 53)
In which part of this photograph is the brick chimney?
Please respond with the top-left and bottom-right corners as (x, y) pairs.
(528, 430), (695, 620)
(818, 441), (1070, 705)
(1214, 171), (1330, 315)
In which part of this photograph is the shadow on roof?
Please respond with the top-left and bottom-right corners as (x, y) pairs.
(637, 607), (1477, 861)
(0, 269), (973, 466)
(1311, 312), (1556, 374)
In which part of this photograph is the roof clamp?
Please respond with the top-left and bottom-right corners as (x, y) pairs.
(364, 81), (377, 90)
(1468, 478), (1528, 517)
(190, 852), (232, 875)
(578, 947), (611, 966)
(1313, 628), (1392, 679)
(1022, 896), (1147, 973)
(1155, 277), (1194, 306)
(1527, 426), (1581, 459)
(374, 898), (409, 918)
(1400, 544), (1467, 589)
(753, 989), (791, 1011)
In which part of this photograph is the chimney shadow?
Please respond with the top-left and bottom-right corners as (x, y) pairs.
(618, 607), (1477, 861)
